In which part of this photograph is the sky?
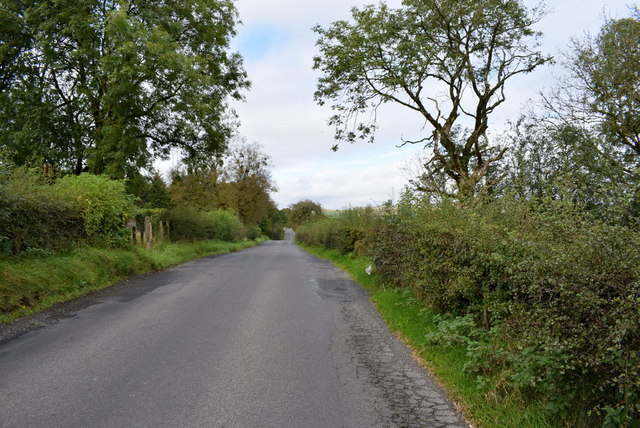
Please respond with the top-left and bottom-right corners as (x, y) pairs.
(221, 0), (635, 209)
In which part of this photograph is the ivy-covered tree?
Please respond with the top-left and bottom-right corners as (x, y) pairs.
(0, 0), (249, 178)
(314, 0), (551, 198)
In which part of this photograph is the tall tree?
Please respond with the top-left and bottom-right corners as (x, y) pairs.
(220, 140), (277, 225)
(0, 0), (249, 177)
(314, 0), (550, 198)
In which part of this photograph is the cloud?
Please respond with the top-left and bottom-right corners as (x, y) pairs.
(224, 0), (634, 209)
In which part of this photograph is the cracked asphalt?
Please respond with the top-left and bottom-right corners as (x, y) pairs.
(0, 239), (467, 427)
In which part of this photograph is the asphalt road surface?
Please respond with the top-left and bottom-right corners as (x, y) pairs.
(0, 238), (467, 428)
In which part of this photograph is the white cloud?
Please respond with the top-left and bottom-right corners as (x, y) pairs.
(224, 0), (636, 208)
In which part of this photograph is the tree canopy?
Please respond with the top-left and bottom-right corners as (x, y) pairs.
(169, 139), (277, 225)
(314, 0), (550, 198)
(0, 0), (249, 178)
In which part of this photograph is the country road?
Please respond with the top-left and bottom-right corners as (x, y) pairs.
(0, 239), (467, 428)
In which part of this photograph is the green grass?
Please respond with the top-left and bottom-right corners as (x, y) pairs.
(300, 243), (558, 428)
(0, 238), (265, 324)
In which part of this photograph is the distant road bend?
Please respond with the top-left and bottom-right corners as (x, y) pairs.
(0, 236), (467, 427)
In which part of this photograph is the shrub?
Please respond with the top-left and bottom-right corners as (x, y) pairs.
(295, 206), (378, 255)
(244, 224), (262, 241)
(0, 169), (86, 256)
(51, 174), (136, 246)
(206, 210), (245, 242)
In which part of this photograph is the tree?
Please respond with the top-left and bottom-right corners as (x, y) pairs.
(126, 171), (171, 209)
(545, 11), (640, 176)
(168, 166), (222, 211)
(288, 199), (324, 228)
(220, 140), (277, 225)
(0, 0), (249, 178)
(168, 139), (277, 225)
(313, 0), (550, 198)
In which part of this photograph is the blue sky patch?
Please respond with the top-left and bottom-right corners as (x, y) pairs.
(235, 26), (289, 62)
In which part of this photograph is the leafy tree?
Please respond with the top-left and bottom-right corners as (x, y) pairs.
(313, 0), (550, 198)
(0, 0), (32, 93)
(168, 166), (221, 211)
(0, 0), (249, 177)
(219, 140), (277, 225)
(126, 171), (171, 209)
(288, 199), (324, 228)
(545, 11), (640, 177)
(499, 117), (635, 219)
(259, 207), (289, 240)
(168, 139), (277, 225)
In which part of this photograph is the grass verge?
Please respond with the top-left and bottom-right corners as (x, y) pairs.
(0, 238), (266, 324)
(300, 244), (557, 428)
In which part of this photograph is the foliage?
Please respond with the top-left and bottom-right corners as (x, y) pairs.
(288, 199), (325, 228)
(571, 12), (640, 162)
(0, 0), (249, 177)
(259, 207), (288, 240)
(313, 0), (551, 198)
(169, 166), (221, 211)
(0, 168), (85, 256)
(500, 117), (640, 222)
(371, 195), (640, 425)
(540, 11), (640, 192)
(244, 224), (262, 241)
(161, 206), (245, 242)
(126, 171), (172, 209)
(295, 206), (378, 255)
(298, 193), (640, 426)
(219, 140), (277, 225)
(51, 174), (136, 246)
(168, 139), (277, 226)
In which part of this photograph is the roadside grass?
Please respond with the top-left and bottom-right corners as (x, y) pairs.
(0, 238), (265, 324)
(300, 243), (557, 428)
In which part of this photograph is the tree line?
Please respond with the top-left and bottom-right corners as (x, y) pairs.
(0, 0), (292, 246)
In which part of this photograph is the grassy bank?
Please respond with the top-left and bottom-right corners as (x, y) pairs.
(301, 244), (556, 428)
(0, 239), (265, 324)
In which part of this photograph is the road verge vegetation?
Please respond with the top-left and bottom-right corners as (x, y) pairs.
(296, 198), (640, 428)
(0, 239), (265, 324)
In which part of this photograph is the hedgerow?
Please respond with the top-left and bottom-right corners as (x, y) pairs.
(296, 197), (640, 426)
(161, 206), (246, 242)
(0, 169), (86, 256)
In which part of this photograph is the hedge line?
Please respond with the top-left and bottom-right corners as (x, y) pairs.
(295, 197), (640, 427)
(0, 170), (255, 257)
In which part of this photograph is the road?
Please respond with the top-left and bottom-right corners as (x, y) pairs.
(0, 239), (467, 428)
